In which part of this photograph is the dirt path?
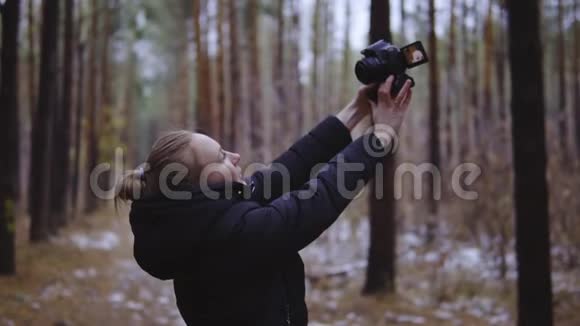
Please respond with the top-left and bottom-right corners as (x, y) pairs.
(1, 208), (184, 326)
(1, 207), (578, 326)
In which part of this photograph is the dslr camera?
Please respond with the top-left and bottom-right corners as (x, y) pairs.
(355, 40), (429, 100)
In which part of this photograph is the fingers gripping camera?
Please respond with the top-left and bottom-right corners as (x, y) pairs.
(355, 40), (429, 100)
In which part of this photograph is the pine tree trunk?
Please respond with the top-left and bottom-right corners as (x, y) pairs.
(50, 0), (75, 229)
(216, 0), (228, 145)
(99, 0), (114, 176)
(84, 0), (100, 213)
(72, 43), (85, 217)
(495, 0), (507, 118)
(495, 1), (508, 135)
(273, 0), (286, 151)
(427, 0), (440, 218)
(288, 0), (303, 139)
(0, 0), (21, 275)
(340, 0), (352, 106)
(574, 0), (580, 158)
(507, 0), (554, 324)
(311, 0), (322, 124)
(557, 0), (568, 158)
(27, 0), (37, 123)
(30, 0), (59, 241)
(227, 1), (242, 150)
(483, 0), (494, 129)
(470, 2), (481, 147)
(400, 0), (405, 41)
(247, 0), (264, 162)
(363, 0), (396, 295)
(460, 0), (470, 162)
(445, 0), (457, 164)
(123, 43), (138, 168)
(194, 0), (213, 136)
(322, 0), (335, 115)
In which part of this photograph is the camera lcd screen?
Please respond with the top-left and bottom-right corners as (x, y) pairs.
(401, 41), (429, 68)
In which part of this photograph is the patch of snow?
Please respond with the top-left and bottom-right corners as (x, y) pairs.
(401, 232), (423, 248)
(108, 292), (125, 304)
(444, 247), (484, 270)
(157, 296), (170, 305)
(489, 312), (510, 325)
(400, 249), (418, 263)
(433, 309), (454, 320)
(40, 282), (72, 300)
(385, 311), (426, 324)
(126, 300), (145, 311)
(73, 268), (98, 279)
(424, 252), (440, 263)
(69, 231), (120, 251)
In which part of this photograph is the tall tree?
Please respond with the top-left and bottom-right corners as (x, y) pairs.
(71, 0), (86, 216)
(574, 0), (580, 157)
(340, 0), (352, 106)
(273, 0), (286, 151)
(483, 0), (495, 127)
(445, 0), (457, 163)
(216, 0), (228, 145)
(470, 1), (481, 147)
(556, 0), (568, 158)
(459, 0), (471, 161)
(247, 0), (264, 161)
(167, 2), (191, 131)
(507, 0), (554, 324)
(288, 0), (303, 138)
(495, 0), (508, 132)
(27, 0), (37, 122)
(30, 0), (60, 241)
(72, 43), (86, 216)
(179, 2), (192, 130)
(98, 0), (117, 190)
(363, 0), (396, 295)
(555, 0), (568, 162)
(311, 0), (322, 123)
(50, 0), (75, 229)
(228, 0), (242, 150)
(122, 37), (138, 168)
(193, 0), (213, 135)
(84, 0), (100, 213)
(400, 0), (405, 41)
(322, 0), (335, 114)
(0, 0), (21, 275)
(427, 0), (440, 218)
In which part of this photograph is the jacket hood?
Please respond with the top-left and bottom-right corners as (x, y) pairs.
(128, 179), (250, 280)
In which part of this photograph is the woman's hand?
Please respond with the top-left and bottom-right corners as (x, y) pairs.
(371, 76), (413, 146)
(336, 85), (376, 132)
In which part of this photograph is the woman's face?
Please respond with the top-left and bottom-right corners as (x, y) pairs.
(190, 133), (244, 184)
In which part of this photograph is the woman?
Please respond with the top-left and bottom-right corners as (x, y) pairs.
(116, 76), (413, 326)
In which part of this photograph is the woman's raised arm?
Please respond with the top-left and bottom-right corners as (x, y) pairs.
(248, 86), (375, 204)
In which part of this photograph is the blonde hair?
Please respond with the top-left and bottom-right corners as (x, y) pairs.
(115, 130), (199, 203)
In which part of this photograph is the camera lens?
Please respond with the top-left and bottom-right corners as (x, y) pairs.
(355, 57), (387, 85)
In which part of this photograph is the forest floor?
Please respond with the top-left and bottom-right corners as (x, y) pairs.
(0, 206), (579, 326)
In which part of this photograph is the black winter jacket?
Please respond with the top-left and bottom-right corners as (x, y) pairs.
(129, 116), (388, 326)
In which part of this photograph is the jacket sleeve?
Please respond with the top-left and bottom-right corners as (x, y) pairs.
(247, 116), (352, 204)
(213, 132), (388, 258)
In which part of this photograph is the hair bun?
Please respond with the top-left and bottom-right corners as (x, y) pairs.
(115, 169), (146, 202)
